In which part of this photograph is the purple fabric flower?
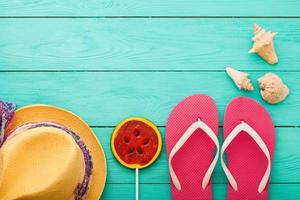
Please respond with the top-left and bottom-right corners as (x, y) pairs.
(0, 101), (16, 146)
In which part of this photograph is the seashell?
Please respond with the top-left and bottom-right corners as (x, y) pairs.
(226, 67), (254, 91)
(248, 24), (278, 64)
(258, 73), (289, 104)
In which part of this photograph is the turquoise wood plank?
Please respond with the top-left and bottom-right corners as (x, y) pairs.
(0, 19), (300, 71)
(0, 72), (298, 126)
(0, 0), (300, 16)
(101, 183), (300, 200)
(94, 127), (300, 184)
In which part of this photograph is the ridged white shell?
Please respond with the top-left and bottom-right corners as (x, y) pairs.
(226, 67), (254, 91)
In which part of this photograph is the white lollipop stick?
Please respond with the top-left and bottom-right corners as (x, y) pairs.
(136, 168), (139, 200)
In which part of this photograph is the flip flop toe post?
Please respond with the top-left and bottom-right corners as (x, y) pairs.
(222, 97), (275, 200)
(166, 94), (219, 200)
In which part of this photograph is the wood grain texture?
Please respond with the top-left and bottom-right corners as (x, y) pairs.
(0, 72), (298, 126)
(0, 19), (300, 71)
(101, 184), (300, 200)
(1, 1), (300, 198)
(94, 128), (300, 184)
(0, 0), (300, 17)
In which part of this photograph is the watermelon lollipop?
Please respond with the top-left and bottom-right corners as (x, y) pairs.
(111, 117), (162, 199)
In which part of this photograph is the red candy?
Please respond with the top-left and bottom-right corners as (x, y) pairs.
(113, 120), (159, 166)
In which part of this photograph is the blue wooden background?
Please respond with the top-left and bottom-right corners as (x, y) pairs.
(1, 1), (300, 199)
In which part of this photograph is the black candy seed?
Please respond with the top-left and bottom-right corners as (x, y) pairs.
(136, 147), (143, 154)
(128, 147), (135, 154)
(134, 130), (140, 137)
(143, 138), (150, 145)
(124, 136), (130, 143)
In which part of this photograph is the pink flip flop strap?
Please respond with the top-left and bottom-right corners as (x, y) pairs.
(221, 121), (271, 193)
(168, 118), (219, 191)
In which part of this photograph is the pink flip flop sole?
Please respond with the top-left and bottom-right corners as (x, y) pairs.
(166, 94), (218, 200)
(224, 97), (275, 200)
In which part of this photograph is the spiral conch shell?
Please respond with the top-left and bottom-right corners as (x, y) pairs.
(226, 67), (254, 91)
(248, 24), (278, 64)
(258, 73), (289, 104)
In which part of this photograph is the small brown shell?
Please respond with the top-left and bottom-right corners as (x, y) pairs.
(258, 73), (289, 104)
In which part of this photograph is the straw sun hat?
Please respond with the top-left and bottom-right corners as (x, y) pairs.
(0, 103), (106, 200)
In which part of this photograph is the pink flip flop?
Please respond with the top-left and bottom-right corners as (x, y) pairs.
(166, 94), (219, 200)
(221, 97), (275, 200)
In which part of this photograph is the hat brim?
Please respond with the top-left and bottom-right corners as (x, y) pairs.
(6, 104), (107, 200)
